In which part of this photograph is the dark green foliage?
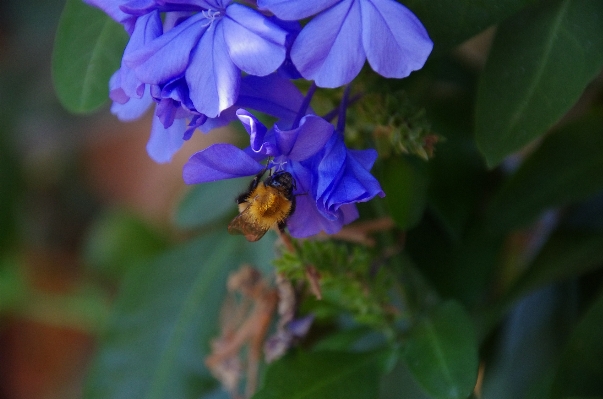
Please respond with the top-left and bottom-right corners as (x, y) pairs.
(253, 351), (383, 399)
(401, 301), (479, 399)
(550, 290), (603, 398)
(475, 0), (603, 166)
(486, 111), (603, 232)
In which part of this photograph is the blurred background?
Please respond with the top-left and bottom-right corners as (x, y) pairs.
(0, 1), (230, 397)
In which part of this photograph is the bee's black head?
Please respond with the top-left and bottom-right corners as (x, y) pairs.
(265, 171), (296, 193)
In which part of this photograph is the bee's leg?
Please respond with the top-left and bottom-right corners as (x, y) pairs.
(236, 169), (266, 204)
(277, 220), (287, 232)
(236, 191), (249, 204)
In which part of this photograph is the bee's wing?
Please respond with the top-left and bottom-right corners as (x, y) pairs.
(227, 206), (270, 242)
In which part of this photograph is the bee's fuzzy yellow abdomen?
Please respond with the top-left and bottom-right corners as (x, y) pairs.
(247, 183), (293, 228)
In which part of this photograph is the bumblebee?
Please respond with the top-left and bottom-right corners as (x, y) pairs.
(228, 170), (296, 242)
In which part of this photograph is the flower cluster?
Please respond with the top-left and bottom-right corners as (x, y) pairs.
(86, 0), (433, 237)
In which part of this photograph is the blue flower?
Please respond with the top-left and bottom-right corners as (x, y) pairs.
(182, 101), (384, 238)
(121, 0), (288, 117)
(96, 0), (294, 162)
(258, 0), (433, 88)
(111, 58), (307, 163)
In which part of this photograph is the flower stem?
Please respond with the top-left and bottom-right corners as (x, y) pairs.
(322, 91), (363, 123)
(337, 84), (352, 133)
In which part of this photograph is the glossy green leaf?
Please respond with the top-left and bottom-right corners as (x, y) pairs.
(486, 112), (603, 232)
(404, 0), (538, 55)
(381, 156), (428, 230)
(174, 178), (246, 229)
(475, 0), (603, 166)
(252, 351), (382, 399)
(83, 232), (275, 399)
(52, 0), (128, 113)
(550, 291), (603, 398)
(402, 301), (478, 399)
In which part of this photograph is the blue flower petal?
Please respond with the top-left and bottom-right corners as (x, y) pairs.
(109, 69), (131, 104)
(165, 0), (222, 8)
(322, 147), (385, 211)
(125, 10), (163, 57)
(340, 203), (359, 224)
(147, 115), (187, 163)
(314, 133), (346, 199)
(110, 85), (153, 121)
(120, 0), (213, 15)
(183, 143), (263, 184)
(290, 0), (365, 88)
(286, 164), (337, 237)
(110, 12), (162, 103)
(186, 21), (240, 117)
(222, 4), (287, 76)
(275, 115), (334, 161)
(155, 98), (190, 128)
(257, 0), (340, 20)
(119, 0), (156, 15)
(198, 107), (236, 133)
(111, 65), (145, 101)
(124, 12), (208, 84)
(236, 110), (279, 156)
(237, 74), (307, 125)
(84, 0), (137, 32)
(360, 0), (432, 78)
(160, 77), (196, 111)
(348, 148), (377, 170)
(288, 193), (343, 237)
(268, 17), (303, 80)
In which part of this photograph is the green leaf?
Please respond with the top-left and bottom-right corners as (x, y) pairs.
(427, 130), (487, 241)
(406, 218), (505, 309)
(475, 0), (603, 166)
(510, 231), (603, 299)
(252, 351), (382, 399)
(174, 178), (246, 230)
(404, 0), (538, 55)
(476, 230), (603, 340)
(479, 288), (574, 399)
(402, 301), (478, 399)
(380, 156), (428, 230)
(550, 290), (603, 398)
(311, 327), (375, 352)
(486, 112), (603, 233)
(52, 0), (128, 113)
(380, 359), (431, 399)
(83, 232), (275, 399)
